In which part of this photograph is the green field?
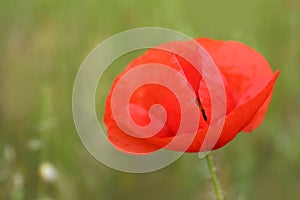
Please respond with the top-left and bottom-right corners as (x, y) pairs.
(0, 0), (299, 199)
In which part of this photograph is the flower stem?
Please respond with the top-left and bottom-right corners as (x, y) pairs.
(205, 153), (224, 200)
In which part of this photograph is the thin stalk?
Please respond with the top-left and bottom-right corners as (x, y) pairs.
(205, 154), (224, 200)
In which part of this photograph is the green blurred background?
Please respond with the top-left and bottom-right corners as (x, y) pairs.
(0, 0), (299, 199)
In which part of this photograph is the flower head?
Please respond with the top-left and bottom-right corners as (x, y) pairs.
(104, 38), (279, 154)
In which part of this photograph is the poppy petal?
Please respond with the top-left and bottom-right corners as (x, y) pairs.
(196, 38), (274, 105)
(187, 70), (280, 152)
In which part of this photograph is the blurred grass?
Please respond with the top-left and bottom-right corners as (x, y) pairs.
(0, 0), (299, 199)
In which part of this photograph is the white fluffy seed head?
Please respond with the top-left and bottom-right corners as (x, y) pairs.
(38, 162), (58, 183)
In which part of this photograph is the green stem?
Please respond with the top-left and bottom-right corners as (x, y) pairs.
(205, 153), (224, 200)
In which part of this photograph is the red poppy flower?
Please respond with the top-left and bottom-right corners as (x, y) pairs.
(104, 38), (280, 154)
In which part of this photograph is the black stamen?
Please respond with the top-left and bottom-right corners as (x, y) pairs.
(201, 109), (208, 121)
(196, 97), (208, 121)
(195, 97), (200, 107)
